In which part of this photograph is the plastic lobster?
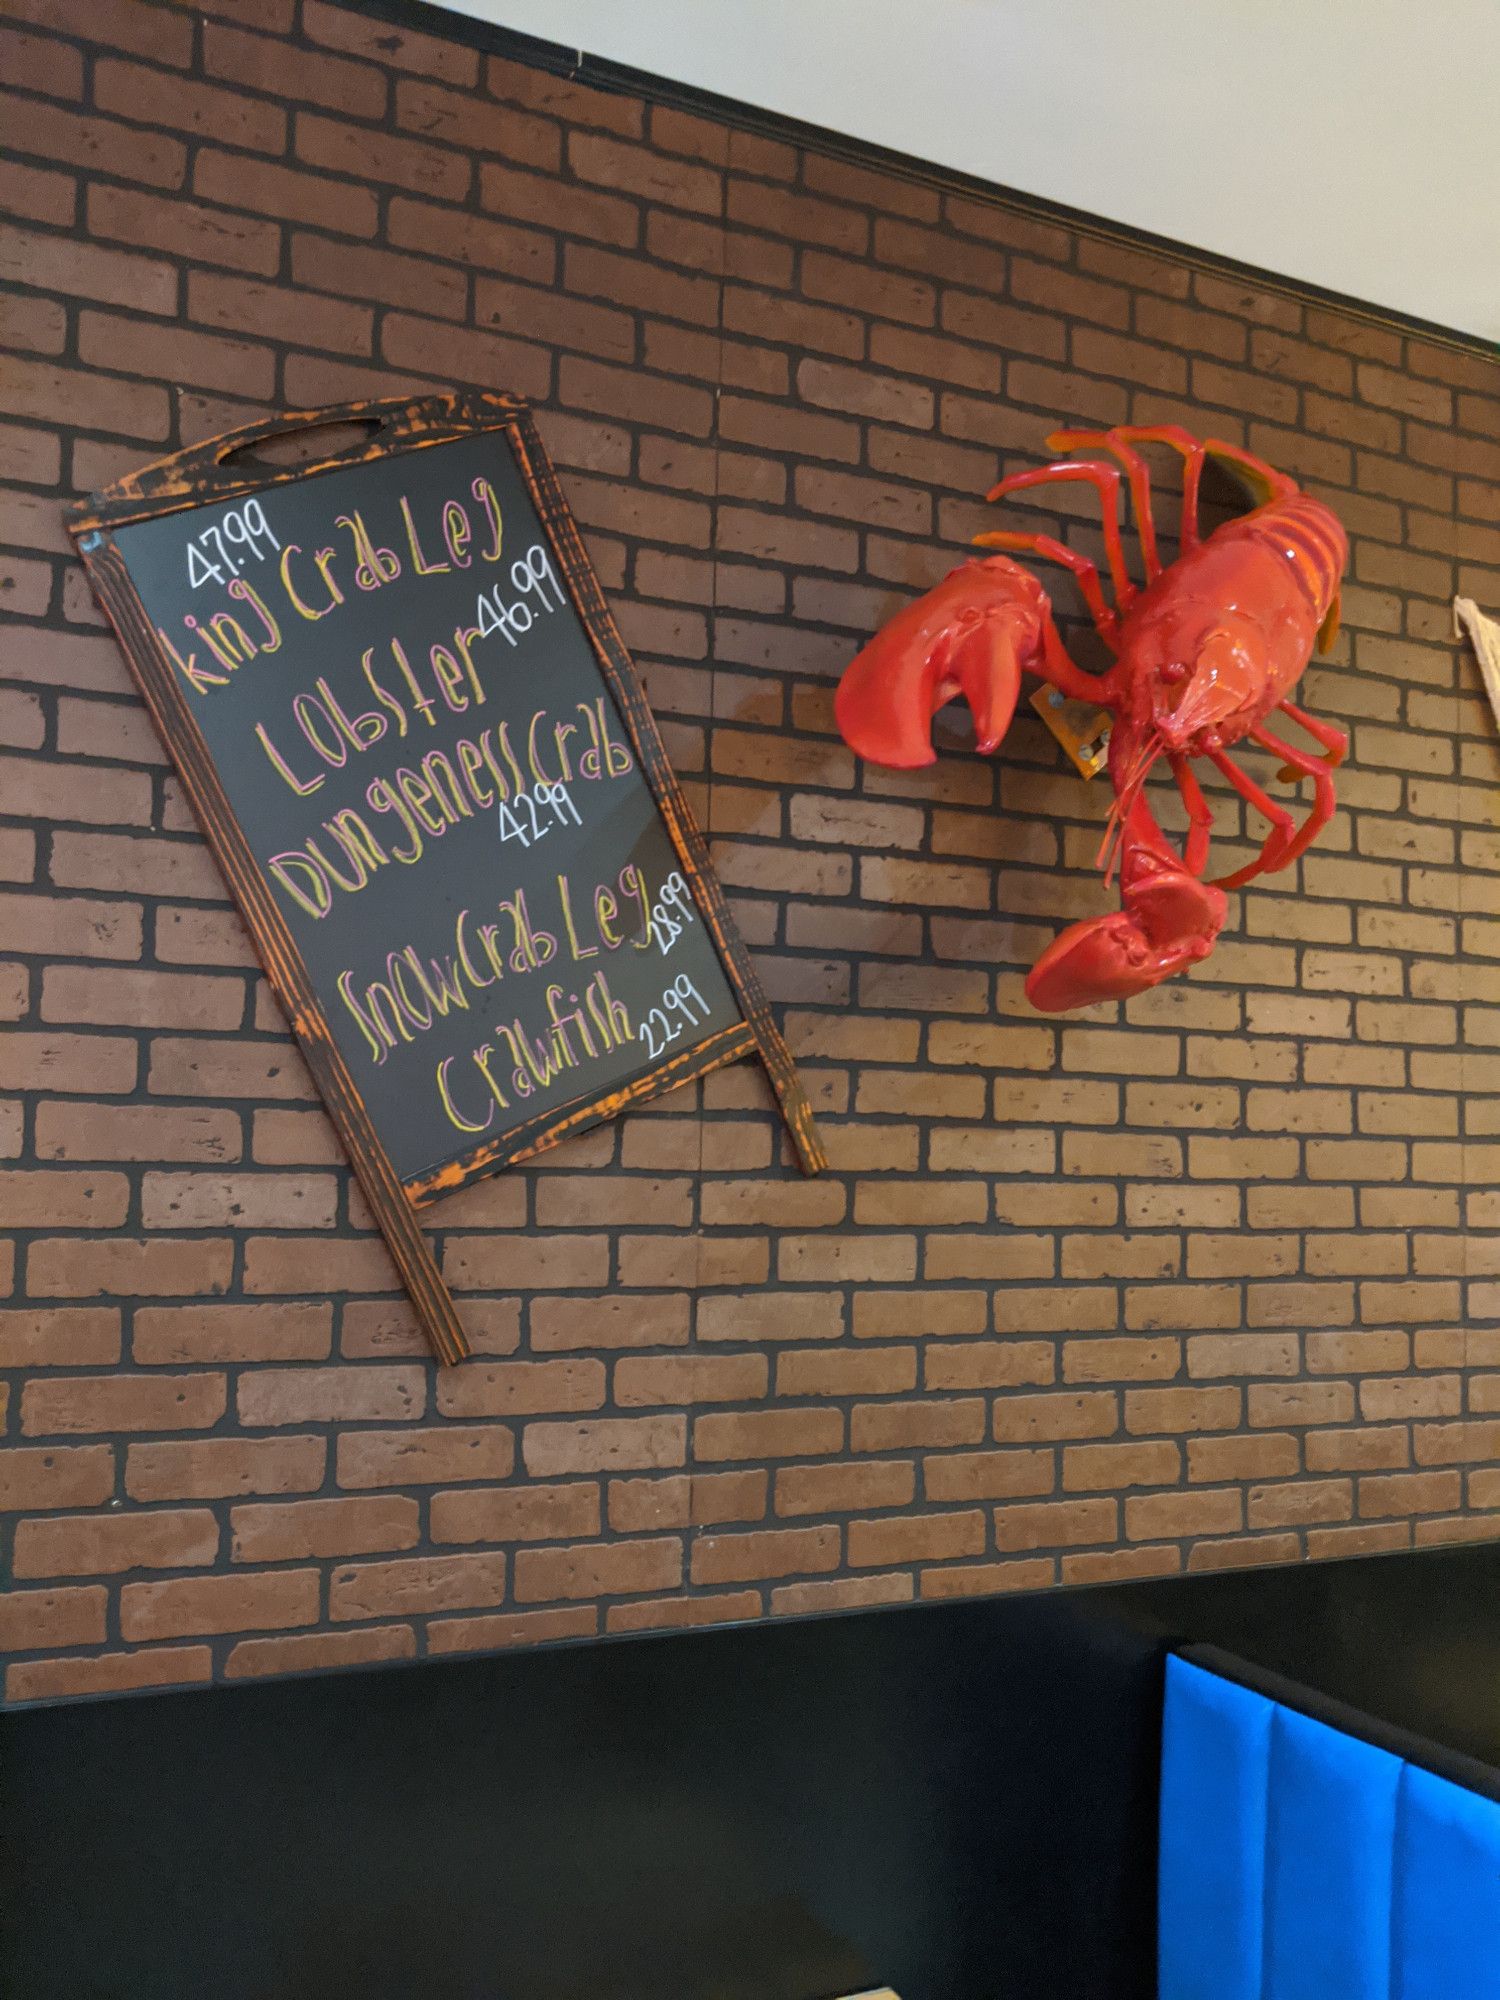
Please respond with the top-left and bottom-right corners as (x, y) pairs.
(834, 425), (1349, 1012)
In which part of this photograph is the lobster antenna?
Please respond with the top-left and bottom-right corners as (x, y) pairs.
(1096, 732), (1165, 885)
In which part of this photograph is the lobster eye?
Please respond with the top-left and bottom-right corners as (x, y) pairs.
(957, 606), (980, 628)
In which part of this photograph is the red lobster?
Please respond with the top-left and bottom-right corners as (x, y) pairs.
(834, 425), (1349, 1012)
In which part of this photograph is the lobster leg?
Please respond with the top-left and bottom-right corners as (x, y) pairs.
(971, 529), (1119, 649)
(1277, 700), (1349, 764)
(988, 461), (1137, 617)
(1249, 724), (1338, 869)
(1047, 429), (1162, 580)
(1097, 425), (1209, 551)
(1169, 754), (1214, 875)
(1205, 747), (1299, 890)
(1207, 724), (1340, 891)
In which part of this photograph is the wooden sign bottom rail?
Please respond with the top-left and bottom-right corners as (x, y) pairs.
(405, 1020), (756, 1205)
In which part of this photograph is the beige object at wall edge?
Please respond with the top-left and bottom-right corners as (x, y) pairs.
(1455, 597), (1500, 731)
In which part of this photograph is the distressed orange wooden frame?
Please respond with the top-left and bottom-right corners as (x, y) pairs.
(68, 390), (826, 1367)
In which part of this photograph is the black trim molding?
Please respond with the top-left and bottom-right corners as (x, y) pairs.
(348, 0), (1499, 363)
(1180, 1642), (1500, 1808)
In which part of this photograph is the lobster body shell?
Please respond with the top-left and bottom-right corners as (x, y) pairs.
(1112, 494), (1346, 757)
(832, 426), (1351, 1013)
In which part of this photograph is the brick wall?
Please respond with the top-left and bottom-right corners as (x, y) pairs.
(5, 0), (1500, 1705)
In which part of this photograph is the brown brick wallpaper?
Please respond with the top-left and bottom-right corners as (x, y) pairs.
(4, 0), (1500, 1705)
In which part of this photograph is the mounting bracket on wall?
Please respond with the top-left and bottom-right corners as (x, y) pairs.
(1029, 685), (1112, 779)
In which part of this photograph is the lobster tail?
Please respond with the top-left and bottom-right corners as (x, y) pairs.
(1238, 491), (1348, 652)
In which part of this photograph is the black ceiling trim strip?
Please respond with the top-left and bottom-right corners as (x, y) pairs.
(347, 0), (1498, 364)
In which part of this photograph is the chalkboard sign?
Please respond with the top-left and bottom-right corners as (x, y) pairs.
(70, 393), (825, 1364)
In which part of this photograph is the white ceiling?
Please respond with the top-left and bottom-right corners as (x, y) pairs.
(447, 0), (1500, 345)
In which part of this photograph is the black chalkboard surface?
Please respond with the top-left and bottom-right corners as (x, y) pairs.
(106, 426), (749, 1191)
(70, 393), (824, 1363)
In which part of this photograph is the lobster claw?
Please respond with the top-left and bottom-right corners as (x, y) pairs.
(1024, 823), (1228, 1013)
(834, 557), (1048, 769)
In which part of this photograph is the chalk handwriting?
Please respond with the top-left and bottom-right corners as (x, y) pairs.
(186, 498), (279, 589)
(497, 780), (583, 850)
(649, 871), (695, 956)
(638, 973), (711, 1061)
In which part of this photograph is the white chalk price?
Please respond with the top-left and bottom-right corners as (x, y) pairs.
(186, 498), (280, 588)
(497, 780), (584, 849)
(637, 973), (711, 1061)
